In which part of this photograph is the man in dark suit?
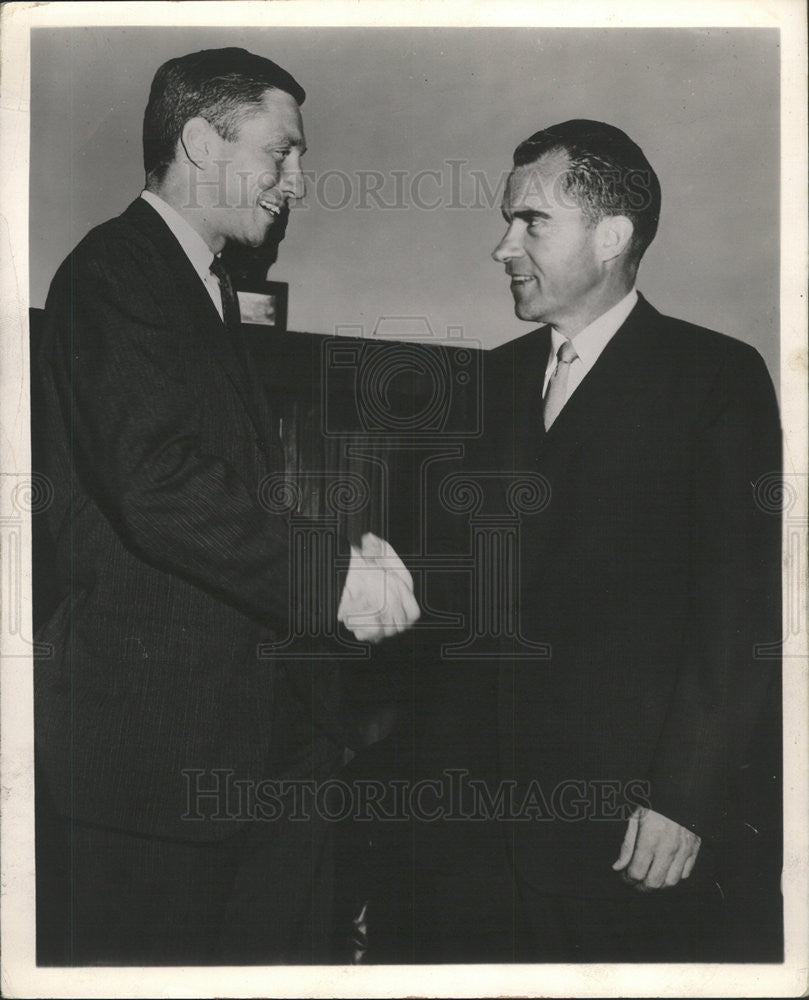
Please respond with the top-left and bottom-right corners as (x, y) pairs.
(33, 47), (418, 965)
(418, 120), (781, 962)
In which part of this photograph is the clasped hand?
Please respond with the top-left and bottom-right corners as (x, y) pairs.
(337, 532), (420, 643)
(612, 806), (701, 891)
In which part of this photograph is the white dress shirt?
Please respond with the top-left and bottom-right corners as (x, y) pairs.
(542, 288), (639, 406)
(140, 190), (225, 321)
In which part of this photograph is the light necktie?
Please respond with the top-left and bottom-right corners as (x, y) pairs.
(209, 257), (242, 332)
(543, 339), (578, 430)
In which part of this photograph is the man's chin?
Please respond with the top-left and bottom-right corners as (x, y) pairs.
(253, 211), (289, 247)
(243, 225), (280, 250)
(513, 298), (543, 323)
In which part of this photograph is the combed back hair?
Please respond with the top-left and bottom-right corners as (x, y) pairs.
(143, 47), (306, 184)
(513, 119), (661, 266)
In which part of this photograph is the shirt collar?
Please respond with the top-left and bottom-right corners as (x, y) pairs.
(140, 190), (217, 281)
(550, 287), (638, 368)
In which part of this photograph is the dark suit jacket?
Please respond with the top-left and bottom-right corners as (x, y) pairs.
(481, 294), (782, 898)
(34, 197), (347, 841)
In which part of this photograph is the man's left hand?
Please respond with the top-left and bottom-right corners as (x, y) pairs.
(612, 806), (701, 891)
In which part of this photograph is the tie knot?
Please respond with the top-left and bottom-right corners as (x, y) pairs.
(557, 339), (578, 365)
(209, 257), (227, 281)
(209, 256), (241, 332)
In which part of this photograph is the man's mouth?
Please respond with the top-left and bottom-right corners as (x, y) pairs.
(258, 195), (284, 217)
(510, 275), (535, 286)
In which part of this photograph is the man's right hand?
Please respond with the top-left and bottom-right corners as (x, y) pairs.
(337, 532), (420, 643)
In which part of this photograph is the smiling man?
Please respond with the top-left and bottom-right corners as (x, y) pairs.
(493, 120), (783, 961)
(33, 47), (418, 965)
(421, 119), (782, 963)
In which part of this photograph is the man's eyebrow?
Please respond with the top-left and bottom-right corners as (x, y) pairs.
(265, 135), (307, 153)
(501, 207), (552, 222)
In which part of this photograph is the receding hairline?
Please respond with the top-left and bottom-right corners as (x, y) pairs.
(509, 147), (571, 176)
(501, 150), (577, 212)
(223, 86), (307, 149)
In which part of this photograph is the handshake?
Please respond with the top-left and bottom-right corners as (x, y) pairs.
(337, 532), (421, 643)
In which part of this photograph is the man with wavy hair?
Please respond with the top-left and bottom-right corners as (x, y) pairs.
(33, 47), (418, 965)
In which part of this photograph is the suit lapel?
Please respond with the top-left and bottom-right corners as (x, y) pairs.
(493, 325), (551, 470)
(536, 295), (659, 459)
(122, 199), (271, 444)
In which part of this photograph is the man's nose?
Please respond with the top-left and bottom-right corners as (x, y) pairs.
(279, 152), (306, 202)
(492, 223), (521, 263)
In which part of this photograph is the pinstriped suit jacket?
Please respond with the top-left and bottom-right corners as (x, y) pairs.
(34, 198), (345, 840)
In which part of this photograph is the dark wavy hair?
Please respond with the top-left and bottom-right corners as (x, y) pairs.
(143, 47), (305, 183)
(513, 119), (661, 267)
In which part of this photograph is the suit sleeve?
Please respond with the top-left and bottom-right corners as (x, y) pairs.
(43, 237), (343, 635)
(647, 342), (782, 840)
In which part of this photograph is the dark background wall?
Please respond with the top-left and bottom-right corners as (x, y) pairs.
(30, 26), (779, 381)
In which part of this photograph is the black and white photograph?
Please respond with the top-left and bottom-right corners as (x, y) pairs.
(1, 1), (806, 997)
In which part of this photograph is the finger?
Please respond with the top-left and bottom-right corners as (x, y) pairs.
(641, 842), (678, 890)
(349, 618), (387, 643)
(402, 587), (421, 623)
(612, 813), (639, 871)
(366, 598), (400, 637)
(388, 583), (419, 626)
(368, 616), (398, 639)
(388, 571), (419, 616)
(345, 620), (377, 640)
(339, 592), (375, 622)
(388, 561), (415, 591)
(380, 597), (406, 632)
(387, 604), (406, 631)
(662, 842), (691, 888)
(342, 596), (381, 625)
(381, 574), (419, 623)
(376, 539), (416, 590)
(368, 590), (402, 634)
(348, 624), (375, 642)
(624, 825), (656, 884)
(350, 572), (386, 616)
(681, 844), (700, 880)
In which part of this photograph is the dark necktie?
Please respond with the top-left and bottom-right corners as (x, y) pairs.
(209, 257), (242, 332)
(209, 255), (255, 395)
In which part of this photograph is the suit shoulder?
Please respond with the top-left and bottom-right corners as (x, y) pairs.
(646, 308), (777, 420)
(650, 309), (766, 369)
(46, 202), (174, 311)
(61, 205), (159, 270)
(43, 202), (178, 333)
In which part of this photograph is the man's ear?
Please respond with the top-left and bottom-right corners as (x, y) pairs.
(180, 117), (218, 169)
(596, 215), (634, 263)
